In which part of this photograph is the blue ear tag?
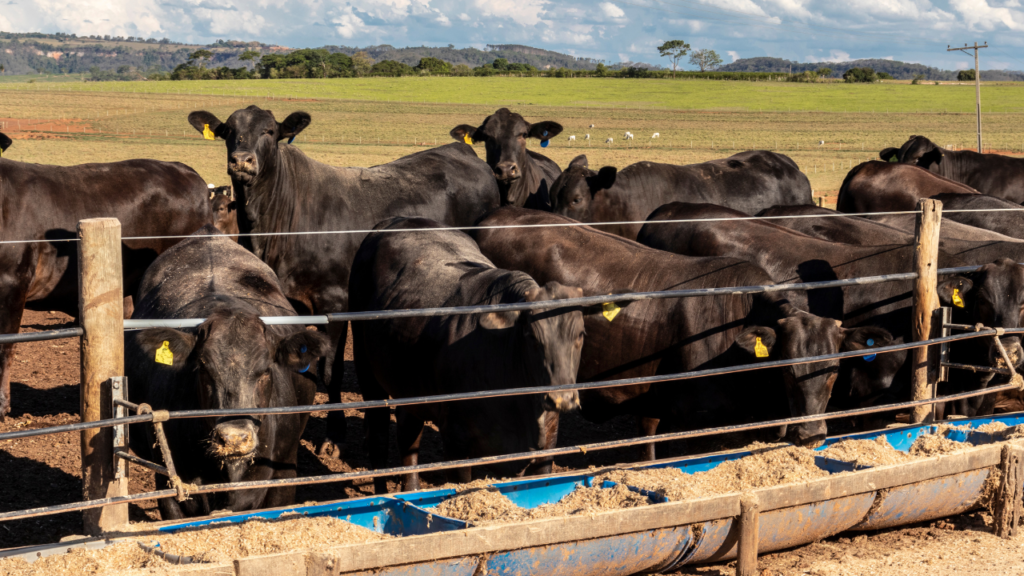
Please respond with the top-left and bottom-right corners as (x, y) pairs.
(287, 135), (295, 144)
(542, 130), (549, 137)
(540, 139), (549, 148)
(863, 338), (876, 362)
(300, 345), (308, 354)
(299, 363), (311, 373)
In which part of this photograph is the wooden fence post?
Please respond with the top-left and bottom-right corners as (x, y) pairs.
(737, 493), (760, 576)
(995, 443), (1024, 538)
(911, 199), (942, 424)
(78, 218), (128, 534)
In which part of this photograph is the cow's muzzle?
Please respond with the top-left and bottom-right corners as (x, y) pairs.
(544, 390), (580, 413)
(228, 152), (258, 183)
(209, 420), (258, 460)
(494, 161), (520, 182)
(780, 420), (826, 448)
(990, 337), (1023, 370)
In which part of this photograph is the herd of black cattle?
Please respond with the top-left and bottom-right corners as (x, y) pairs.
(2, 108), (1024, 521)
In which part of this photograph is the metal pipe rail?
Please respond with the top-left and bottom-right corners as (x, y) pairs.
(0, 327), (82, 344)
(1, 327), (1018, 443)
(123, 263), (998, 329)
(0, 381), (1017, 524)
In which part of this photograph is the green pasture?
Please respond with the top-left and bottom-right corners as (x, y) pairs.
(1, 77), (1023, 197)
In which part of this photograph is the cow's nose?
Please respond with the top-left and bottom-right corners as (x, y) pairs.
(211, 424), (257, 457)
(494, 161), (519, 180)
(991, 337), (1023, 368)
(229, 152), (255, 169)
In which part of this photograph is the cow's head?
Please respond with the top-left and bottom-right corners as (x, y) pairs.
(450, 108), (562, 205)
(0, 132), (11, 154)
(188, 106), (310, 186)
(880, 135), (944, 168)
(480, 282), (584, 413)
(737, 310), (893, 447)
(549, 155), (617, 222)
(949, 261), (1024, 414)
(209, 186), (238, 238)
(135, 310), (327, 472)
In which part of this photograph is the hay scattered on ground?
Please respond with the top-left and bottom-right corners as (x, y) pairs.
(433, 483), (650, 526)
(820, 437), (915, 468)
(598, 446), (831, 502)
(0, 514), (388, 575)
(909, 434), (973, 457)
(973, 421), (1010, 434)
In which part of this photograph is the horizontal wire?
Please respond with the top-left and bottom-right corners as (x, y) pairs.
(0, 328), (1011, 443)
(0, 380), (1016, 524)
(2, 207), (1024, 245)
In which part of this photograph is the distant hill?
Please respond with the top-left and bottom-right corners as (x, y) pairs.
(719, 56), (1024, 81)
(0, 32), (653, 76)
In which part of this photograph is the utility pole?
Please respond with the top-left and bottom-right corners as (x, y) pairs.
(948, 42), (988, 153)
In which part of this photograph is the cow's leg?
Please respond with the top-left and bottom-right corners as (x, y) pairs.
(318, 320), (348, 459)
(0, 295), (27, 419)
(396, 408), (425, 492)
(639, 417), (659, 461)
(155, 475), (186, 520)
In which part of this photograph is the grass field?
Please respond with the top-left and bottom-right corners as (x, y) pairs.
(2, 77), (1023, 197)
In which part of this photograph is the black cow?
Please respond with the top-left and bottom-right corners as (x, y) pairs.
(549, 153), (812, 240)
(0, 138), (210, 417)
(126, 226), (328, 520)
(640, 202), (1024, 416)
(838, 165), (1024, 240)
(188, 106), (500, 459)
(208, 185), (239, 242)
(351, 217), (583, 493)
(0, 132), (10, 154)
(450, 108), (562, 209)
(881, 135), (1024, 203)
(473, 207), (886, 454)
(837, 161), (978, 214)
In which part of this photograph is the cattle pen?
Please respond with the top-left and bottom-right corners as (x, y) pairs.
(1, 199), (1024, 576)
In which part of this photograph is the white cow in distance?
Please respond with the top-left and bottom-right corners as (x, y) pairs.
(585, 134), (591, 141)
(568, 135), (576, 143)
(651, 133), (660, 139)
(605, 137), (614, 145)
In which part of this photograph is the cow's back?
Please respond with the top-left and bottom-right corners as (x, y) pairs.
(837, 161), (978, 213)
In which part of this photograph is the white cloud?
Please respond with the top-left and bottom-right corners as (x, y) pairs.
(727, 50), (740, 62)
(599, 2), (627, 19)
(807, 49), (851, 62)
(950, 0), (1024, 30)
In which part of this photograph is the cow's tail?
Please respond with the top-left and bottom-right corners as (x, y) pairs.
(836, 161), (869, 213)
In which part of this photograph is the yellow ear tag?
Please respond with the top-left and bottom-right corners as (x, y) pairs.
(463, 134), (473, 145)
(203, 124), (215, 140)
(754, 337), (769, 358)
(602, 302), (621, 322)
(155, 341), (174, 366)
(952, 288), (965, 308)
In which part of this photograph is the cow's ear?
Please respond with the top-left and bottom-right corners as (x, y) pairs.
(594, 166), (617, 190)
(528, 121), (563, 140)
(879, 147), (899, 162)
(0, 132), (11, 153)
(568, 155), (589, 170)
(480, 311), (520, 330)
(188, 111), (227, 139)
(919, 147), (943, 168)
(736, 326), (776, 358)
(278, 112), (311, 141)
(937, 276), (974, 307)
(133, 328), (196, 369)
(450, 124), (479, 143)
(276, 329), (329, 371)
(841, 326), (892, 352)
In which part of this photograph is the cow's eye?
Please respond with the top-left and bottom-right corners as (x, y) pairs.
(263, 129), (273, 136)
(572, 197), (581, 205)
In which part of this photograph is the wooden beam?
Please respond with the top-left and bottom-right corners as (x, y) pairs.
(78, 218), (127, 534)
(911, 198), (942, 424)
(736, 493), (760, 576)
(994, 443), (1024, 538)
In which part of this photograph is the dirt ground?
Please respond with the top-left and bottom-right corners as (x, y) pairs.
(1, 310), (1023, 574)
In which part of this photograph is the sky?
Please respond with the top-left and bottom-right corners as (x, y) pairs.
(2, 0), (1024, 71)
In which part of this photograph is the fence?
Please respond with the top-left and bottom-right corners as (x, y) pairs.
(1, 199), (1022, 539)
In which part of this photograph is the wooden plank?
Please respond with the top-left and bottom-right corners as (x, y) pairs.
(736, 493), (760, 576)
(235, 551), (304, 575)
(911, 198), (942, 424)
(77, 218), (127, 535)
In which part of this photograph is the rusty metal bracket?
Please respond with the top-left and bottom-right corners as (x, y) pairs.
(110, 377), (129, 481)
